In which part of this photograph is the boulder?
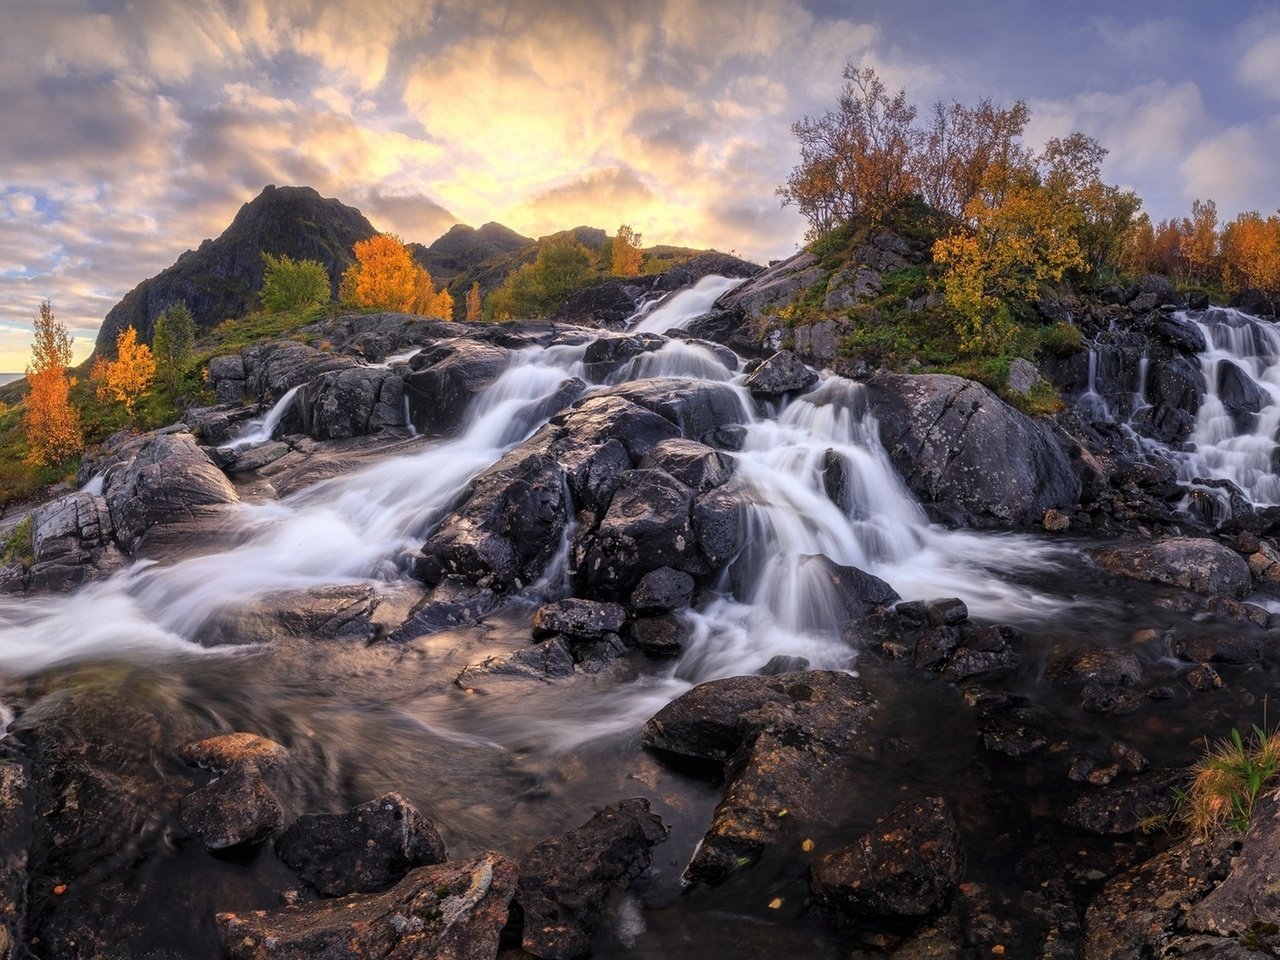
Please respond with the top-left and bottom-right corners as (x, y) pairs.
(714, 251), (822, 329)
(516, 799), (668, 960)
(27, 491), (126, 591)
(810, 796), (963, 922)
(531, 599), (627, 640)
(609, 378), (748, 442)
(179, 732), (289, 850)
(866, 372), (1081, 526)
(104, 432), (239, 552)
(403, 339), (511, 437)
(217, 852), (518, 960)
(1189, 790), (1280, 935)
(643, 671), (877, 883)
(276, 793), (447, 897)
(742, 350), (818, 398)
(630, 567), (696, 612)
(242, 340), (357, 400)
(457, 638), (577, 687)
(1217, 359), (1267, 431)
(639, 439), (733, 492)
(1091, 538), (1253, 597)
(295, 367), (406, 439)
(582, 332), (666, 381)
(627, 615), (689, 657)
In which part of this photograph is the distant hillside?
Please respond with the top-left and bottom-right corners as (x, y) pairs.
(410, 222), (533, 285)
(94, 185), (376, 356)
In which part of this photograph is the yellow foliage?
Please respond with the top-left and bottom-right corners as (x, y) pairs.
(94, 326), (156, 415)
(465, 282), (481, 322)
(611, 224), (644, 276)
(1222, 212), (1280, 297)
(341, 233), (456, 317)
(22, 300), (83, 466)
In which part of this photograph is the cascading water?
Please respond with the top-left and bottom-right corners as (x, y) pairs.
(631, 274), (744, 334)
(1172, 307), (1280, 504)
(225, 384), (302, 450)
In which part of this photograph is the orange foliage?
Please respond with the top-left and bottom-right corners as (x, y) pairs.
(611, 224), (644, 276)
(1222, 212), (1280, 297)
(94, 326), (156, 415)
(465, 282), (482, 322)
(340, 233), (454, 317)
(22, 300), (83, 466)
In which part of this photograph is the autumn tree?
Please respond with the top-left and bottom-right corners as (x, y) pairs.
(915, 98), (1032, 219)
(1180, 199), (1220, 283)
(778, 65), (920, 236)
(1221, 211), (1280, 297)
(22, 299), (82, 466)
(611, 224), (644, 275)
(465, 282), (482, 322)
(152, 302), (195, 392)
(1038, 133), (1141, 277)
(261, 253), (331, 311)
(340, 233), (454, 317)
(94, 326), (156, 416)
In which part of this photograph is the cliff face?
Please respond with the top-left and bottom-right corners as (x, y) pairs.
(411, 221), (533, 285)
(94, 185), (376, 355)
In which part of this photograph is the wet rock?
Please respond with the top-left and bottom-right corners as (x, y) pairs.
(104, 432), (240, 552)
(639, 438), (733, 491)
(690, 484), (743, 570)
(1079, 684), (1144, 715)
(242, 340), (358, 400)
(926, 598), (967, 626)
(457, 638), (576, 686)
(180, 762), (284, 850)
(609, 378), (747, 442)
(403, 339), (511, 437)
(532, 599), (627, 641)
(515, 798), (667, 960)
(643, 671), (877, 883)
(549, 394), (680, 464)
(913, 626), (961, 671)
(1217, 359), (1268, 430)
(295, 366), (406, 439)
(1043, 508), (1071, 532)
(276, 793), (447, 897)
(389, 578), (499, 641)
(940, 645), (1020, 683)
(571, 633), (628, 673)
(208, 354), (248, 402)
(1053, 647), (1143, 687)
(180, 732), (288, 772)
(27, 491), (126, 591)
(1063, 769), (1182, 835)
(1091, 537), (1253, 597)
(1083, 836), (1234, 959)
(223, 440), (291, 473)
(866, 372), (1081, 526)
(800, 554), (899, 624)
(630, 567), (695, 613)
(1187, 664), (1224, 691)
(1247, 541), (1280, 582)
(198, 583), (415, 646)
(981, 720), (1047, 758)
(217, 852), (518, 960)
(742, 350), (818, 398)
(810, 796), (962, 922)
(582, 332), (666, 381)
(627, 615), (688, 658)
(1188, 791), (1280, 935)
(759, 655), (811, 675)
(1172, 629), (1265, 664)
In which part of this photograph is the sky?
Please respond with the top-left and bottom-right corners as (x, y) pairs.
(1, 0), (1279, 372)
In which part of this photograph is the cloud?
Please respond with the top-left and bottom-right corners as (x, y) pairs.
(1180, 120), (1280, 215)
(1235, 13), (1280, 101)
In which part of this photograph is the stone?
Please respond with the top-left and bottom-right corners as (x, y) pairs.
(810, 796), (963, 921)
(532, 599), (627, 640)
(27, 491), (126, 591)
(630, 567), (696, 612)
(742, 350), (818, 398)
(1005, 357), (1044, 396)
(1189, 791), (1280, 935)
(180, 732), (288, 772)
(516, 799), (668, 960)
(1091, 537), (1253, 597)
(276, 793), (447, 897)
(639, 439), (733, 492)
(403, 339), (511, 437)
(926, 597), (967, 626)
(217, 853), (518, 960)
(457, 638), (576, 687)
(1043, 508), (1071, 532)
(1172, 629), (1265, 664)
(628, 615), (688, 658)
(180, 762), (284, 850)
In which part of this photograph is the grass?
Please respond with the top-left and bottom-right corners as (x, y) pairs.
(1, 514), (33, 568)
(1183, 724), (1280, 837)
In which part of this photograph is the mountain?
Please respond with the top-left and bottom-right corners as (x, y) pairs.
(411, 222), (533, 285)
(94, 185), (376, 355)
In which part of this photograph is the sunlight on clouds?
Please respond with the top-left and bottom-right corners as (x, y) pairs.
(1181, 122), (1280, 215)
(1236, 26), (1280, 102)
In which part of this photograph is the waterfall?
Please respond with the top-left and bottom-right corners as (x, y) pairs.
(225, 385), (302, 450)
(631, 275), (743, 334)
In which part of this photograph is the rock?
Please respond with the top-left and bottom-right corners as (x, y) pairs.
(1043, 508), (1071, 532)
(1187, 664), (1223, 691)
(390, 578), (499, 642)
(223, 440), (291, 473)
(217, 852), (518, 960)
(276, 793), (447, 897)
(759, 655), (810, 675)
(643, 671), (877, 883)
(820, 448), (850, 510)
(630, 567), (696, 612)
(532, 599), (627, 640)
(981, 720), (1047, 757)
(296, 366), (406, 439)
(582, 332), (666, 381)
(403, 339), (511, 437)
(801, 554), (899, 627)
(1091, 538), (1253, 597)
(242, 339), (359, 400)
(1187, 290), (1211, 311)
(104, 432), (240, 552)
(27, 491), (126, 591)
(1217, 359), (1267, 430)
(1083, 836), (1234, 959)
(639, 438), (733, 492)
(926, 598), (967, 626)
(742, 350), (818, 397)
(1063, 769), (1182, 835)
(1188, 790), (1280, 935)
(457, 638), (576, 687)
(516, 799), (668, 960)
(1053, 647), (1143, 688)
(866, 372), (1081, 526)
(572, 633), (628, 672)
(1172, 629), (1265, 664)
(180, 732), (288, 772)
(1247, 542), (1280, 582)
(914, 626), (961, 671)
(810, 797), (963, 922)
(609, 378), (747, 442)
(1127, 274), (1183, 310)
(713, 251), (822, 333)
(793, 319), (841, 361)
(628, 615), (688, 658)
(180, 762), (284, 850)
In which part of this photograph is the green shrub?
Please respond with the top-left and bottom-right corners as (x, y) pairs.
(1, 515), (33, 568)
(261, 253), (331, 312)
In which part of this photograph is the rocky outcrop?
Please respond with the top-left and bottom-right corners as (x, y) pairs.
(217, 852), (518, 960)
(27, 492), (126, 591)
(515, 798), (667, 960)
(403, 339), (512, 436)
(276, 793), (447, 897)
(295, 366), (406, 439)
(96, 185), (375, 354)
(643, 671), (877, 883)
(178, 733), (289, 850)
(866, 372), (1081, 526)
(103, 432), (239, 552)
(1091, 537), (1253, 597)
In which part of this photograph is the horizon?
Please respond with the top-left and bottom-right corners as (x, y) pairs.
(3, 0), (1279, 370)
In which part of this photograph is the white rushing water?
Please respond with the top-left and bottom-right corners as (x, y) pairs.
(0, 276), (1069, 689)
(225, 385), (303, 451)
(631, 274), (744, 334)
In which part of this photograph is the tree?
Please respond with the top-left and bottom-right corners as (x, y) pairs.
(1180, 199), (1220, 283)
(488, 236), (596, 319)
(22, 300), (82, 466)
(94, 326), (155, 416)
(611, 224), (644, 275)
(1221, 211), (1280, 297)
(778, 65), (920, 236)
(916, 98), (1032, 220)
(261, 253), (331, 311)
(340, 233), (454, 316)
(1039, 133), (1140, 277)
(465, 282), (482, 322)
(152, 302), (195, 392)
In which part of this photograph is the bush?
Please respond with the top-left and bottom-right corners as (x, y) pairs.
(1, 515), (33, 568)
(261, 253), (331, 312)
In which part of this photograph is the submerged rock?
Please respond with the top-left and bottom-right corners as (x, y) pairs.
(217, 852), (518, 960)
(179, 732), (289, 850)
(276, 792), (447, 897)
(1091, 537), (1253, 597)
(810, 796), (963, 922)
(515, 798), (667, 960)
(531, 599), (627, 640)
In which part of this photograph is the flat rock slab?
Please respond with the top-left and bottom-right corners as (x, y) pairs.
(219, 853), (517, 960)
(1091, 537), (1253, 597)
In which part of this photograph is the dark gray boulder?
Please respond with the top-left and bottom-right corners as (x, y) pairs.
(582, 332), (666, 381)
(295, 367), (406, 439)
(810, 796), (963, 922)
(531, 599), (627, 640)
(242, 340), (358, 400)
(217, 853), (518, 960)
(639, 438), (733, 491)
(179, 762), (284, 850)
(515, 798), (668, 960)
(1091, 537), (1252, 597)
(742, 350), (818, 398)
(403, 339), (511, 437)
(866, 372), (1081, 526)
(28, 491), (126, 591)
(630, 567), (696, 612)
(275, 793), (447, 897)
(1216, 359), (1267, 431)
